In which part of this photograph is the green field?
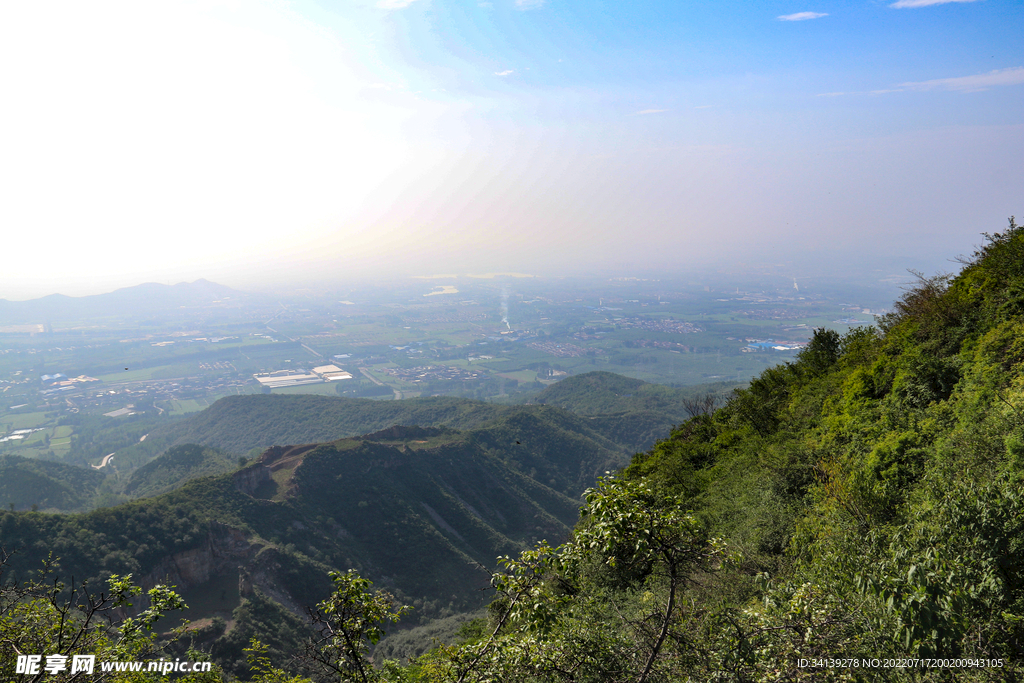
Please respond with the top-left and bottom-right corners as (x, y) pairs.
(49, 436), (72, 455)
(1, 411), (50, 431)
(496, 369), (541, 383)
(165, 398), (212, 415)
(96, 367), (165, 382)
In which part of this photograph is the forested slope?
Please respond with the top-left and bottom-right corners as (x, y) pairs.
(136, 393), (645, 498)
(526, 371), (738, 450)
(418, 221), (1024, 681)
(123, 444), (240, 498)
(0, 454), (107, 511)
(0, 426), (581, 677)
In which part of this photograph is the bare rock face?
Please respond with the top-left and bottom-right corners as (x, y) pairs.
(138, 523), (256, 590)
(245, 546), (307, 616)
(138, 525), (311, 619)
(239, 566), (254, 598)
(231, 461), (271, 497)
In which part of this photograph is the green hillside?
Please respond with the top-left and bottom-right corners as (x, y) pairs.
(529, 370), (648, 410)
(527, 371), (739, 449)
(136, 374), (736, 476)
(147, 394), (504, 454)
(529, 370), (734, 415)
(123, 443), (240, 499)
(0, 442), (237, 513)
(0, 454), (107, 511)
(414, 221), (1024, 681)
(139, 392), (648, 496)
(147, 374), (737, 458)
(3, 375), (683, 514)
(0, 425), (582, 677)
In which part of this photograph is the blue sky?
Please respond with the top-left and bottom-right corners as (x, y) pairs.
(0, 0), (1021, 297)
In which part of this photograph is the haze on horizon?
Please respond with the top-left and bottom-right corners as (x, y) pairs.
(1, 0), (1021, 301)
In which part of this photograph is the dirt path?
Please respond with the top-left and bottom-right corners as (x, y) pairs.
(91, 453), (115, 469)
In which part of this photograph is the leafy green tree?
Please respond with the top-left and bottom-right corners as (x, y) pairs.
(301, 569), (410, 683)
(0, 549), (220, 682)
(422, 476), (729, 682)
(245, 638), (310, 683)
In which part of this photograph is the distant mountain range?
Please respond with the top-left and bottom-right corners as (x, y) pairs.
(0, 279), (249, 323)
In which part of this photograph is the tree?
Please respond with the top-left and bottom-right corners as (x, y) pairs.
(301, 570), (409, 683)
(0, 548), (218, 682)
(421, 476), (730, 682)
(245, 638), (309, 683)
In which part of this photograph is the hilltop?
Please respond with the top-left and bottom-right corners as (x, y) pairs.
(526, 370), (738, 449)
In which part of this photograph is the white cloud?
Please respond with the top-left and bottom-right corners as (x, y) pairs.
(818, 66), (1024, 97)
(777, 11), (828, 21)
(890, 0), (981, 8)
(635, 109), (668, 115)
(515, 0), (545, 9)
(495, 69), (515, 76)
(378, 0), (420, 8)
(898, 66), (1024, 92)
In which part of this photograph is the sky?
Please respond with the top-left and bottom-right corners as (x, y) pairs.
(1, 0), (1021, 299)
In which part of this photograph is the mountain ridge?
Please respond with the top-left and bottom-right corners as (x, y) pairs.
(0, 279), (248, 322)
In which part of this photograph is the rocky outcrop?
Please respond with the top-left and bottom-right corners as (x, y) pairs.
(231, 461), (271, 497)
(239, 566), (254, 598)
(138, 524), (308, 618)
(138, 523), (257, 590)
(245, 546), (307, 616)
